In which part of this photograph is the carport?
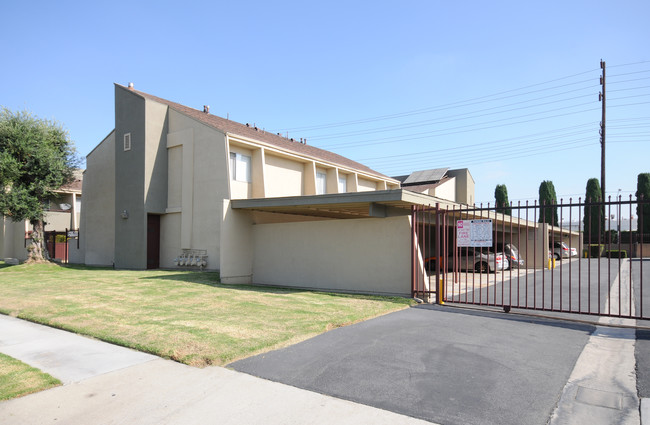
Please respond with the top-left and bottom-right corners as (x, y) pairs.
(229, 190), (442, 296)
(230, 190), (577, 298)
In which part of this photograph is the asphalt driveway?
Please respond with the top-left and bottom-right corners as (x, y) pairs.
(230, 305), (595, 425)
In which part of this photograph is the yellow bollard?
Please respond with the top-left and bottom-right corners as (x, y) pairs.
(437, 278), (445, 305)
(548, 258), (557, 269)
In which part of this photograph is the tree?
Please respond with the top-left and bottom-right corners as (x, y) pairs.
(538, 180), (558, 226)
(494, 184), (511, 215)
(583, 178), (604, 243)
(636, 173), (650, 237)
(0, 108), (79, 262)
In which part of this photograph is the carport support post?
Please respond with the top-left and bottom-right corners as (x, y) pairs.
(411, 205), (416, 298)
(436, 203), (444, 305)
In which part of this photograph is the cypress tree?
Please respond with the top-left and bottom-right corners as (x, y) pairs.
(583, 178), (604, 243)
(538, 181), (558, 226)
(494, 184), (511, 215)
(636, 173), (650, 236)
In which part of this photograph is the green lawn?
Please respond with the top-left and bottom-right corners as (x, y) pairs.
(0, 263), (413, 367)
(0, 353), (61, 400)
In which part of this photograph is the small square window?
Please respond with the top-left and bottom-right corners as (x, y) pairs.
(124, 133), (131, 151)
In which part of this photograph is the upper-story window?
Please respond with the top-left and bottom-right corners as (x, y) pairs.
(229, 152), (251, 183)
(316, 171), (327, 195)
(123, 133), (131, 151)
(338, 175), (347, 193)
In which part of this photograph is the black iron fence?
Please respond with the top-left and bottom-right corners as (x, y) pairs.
(412, 197), (650, 319)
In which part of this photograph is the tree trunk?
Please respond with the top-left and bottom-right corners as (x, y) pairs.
(26, 220), (50, 263)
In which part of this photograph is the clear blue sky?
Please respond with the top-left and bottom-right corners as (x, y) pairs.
(2, 1), (649, 206)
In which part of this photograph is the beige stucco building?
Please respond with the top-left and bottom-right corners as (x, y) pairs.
(78, 84), (579, 296)
(78, 84), (460, 295)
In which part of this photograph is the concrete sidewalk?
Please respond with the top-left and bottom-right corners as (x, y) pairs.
(0, 315), (431, 425)
(0, 311), (647, 424)
(0, 315), (156, 384)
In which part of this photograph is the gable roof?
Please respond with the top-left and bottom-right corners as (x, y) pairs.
(117, 84), (393, 181)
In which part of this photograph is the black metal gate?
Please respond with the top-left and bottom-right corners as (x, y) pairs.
(412, 197), (650, 320)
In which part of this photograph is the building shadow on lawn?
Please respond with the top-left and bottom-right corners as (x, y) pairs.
(141, 272), (410, 302)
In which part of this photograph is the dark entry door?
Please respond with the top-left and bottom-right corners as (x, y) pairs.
(147, 214), (160, 269)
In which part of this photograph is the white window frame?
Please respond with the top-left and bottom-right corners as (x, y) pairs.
(123, 133), (131, 151)
(316, 171), (327, 195)
(229, 152), (251, 183)
(338, 174), (347, 193)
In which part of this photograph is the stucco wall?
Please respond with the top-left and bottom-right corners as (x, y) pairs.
(166, 109), (229, 268)
(357, 178), (377, 192)
(44, 211), (74, 231)
(446, 169), (475, 205)
(251, 216), (412, 295)
(433, 177), (456, 202)
(82, 131), (116, 266)
(114, 86), (147, 268)
(144, 100), (169, 214)
(160, 212), (181, 268)
(167, 146), (182, 208)
(220, 200), (253, 283)
(0, 218), (29, 261)
(264, 154), (304, 197)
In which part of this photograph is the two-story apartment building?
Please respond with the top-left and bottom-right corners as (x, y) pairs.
(78, 84), (458, 295)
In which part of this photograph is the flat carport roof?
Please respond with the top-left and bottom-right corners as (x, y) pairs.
(230, 189), (450, 219)
(231, 189), (580, 239)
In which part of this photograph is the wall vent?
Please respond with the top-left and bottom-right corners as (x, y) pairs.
(124, 133), (131, 151)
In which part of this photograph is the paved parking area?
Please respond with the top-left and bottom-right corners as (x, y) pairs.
(230, 305), (595, 425)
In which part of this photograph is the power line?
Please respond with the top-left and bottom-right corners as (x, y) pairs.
(321, 99), (650, 151)
(378, 139), (597, 176)
(357, 123), (596, 162)
(277, 68), (600, 133)
(319, 106), (601, 150)
(372, 137), (596, 171)
(308, 91), (597, 141)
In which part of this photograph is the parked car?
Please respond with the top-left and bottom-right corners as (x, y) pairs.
(496, 243), (525, 269)
(426, 247), (509, 273)
(551, 241), (577, 260)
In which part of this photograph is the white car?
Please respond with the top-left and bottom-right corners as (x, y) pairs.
(551, 241), (577, 259)
(449, 247), (509, 273)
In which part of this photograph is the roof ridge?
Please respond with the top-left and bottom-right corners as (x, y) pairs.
(115, 84), (393, 180)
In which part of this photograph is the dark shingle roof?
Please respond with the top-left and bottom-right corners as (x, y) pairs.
(119, 84), (392, 180)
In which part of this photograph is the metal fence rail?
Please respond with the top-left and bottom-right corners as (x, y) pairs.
(412, 197), (649, 319)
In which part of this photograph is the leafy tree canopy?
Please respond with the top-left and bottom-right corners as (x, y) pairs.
(0, 108), (79, 260)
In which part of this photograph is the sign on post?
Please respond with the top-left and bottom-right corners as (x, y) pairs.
(456, 219), (493, 247)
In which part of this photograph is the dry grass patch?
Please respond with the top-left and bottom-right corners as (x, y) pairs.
(0, 353), (61, 400)
(0, 263), (413, 367)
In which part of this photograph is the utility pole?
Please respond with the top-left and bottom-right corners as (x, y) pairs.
(599, 59), (606, 202)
